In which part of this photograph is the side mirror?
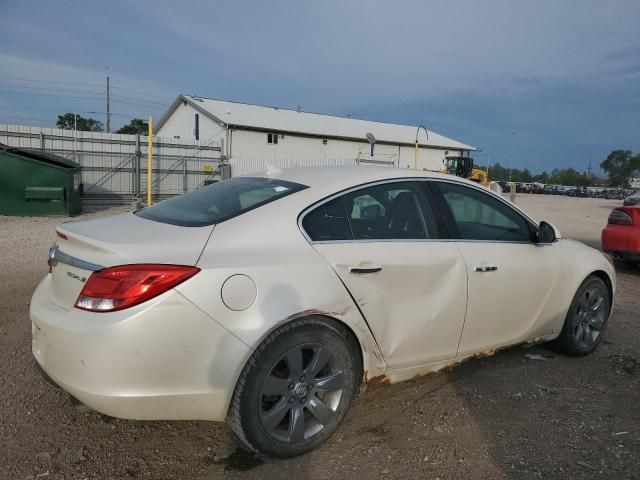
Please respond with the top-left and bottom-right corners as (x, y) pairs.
(538, 221), (560, 243)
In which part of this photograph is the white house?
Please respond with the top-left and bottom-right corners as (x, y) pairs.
(154, 95), (475, 175)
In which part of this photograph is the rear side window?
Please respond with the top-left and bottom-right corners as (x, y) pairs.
(435, 182), (532, 242)
(136, 177), (307, 227)
(302, 198), (351, 241)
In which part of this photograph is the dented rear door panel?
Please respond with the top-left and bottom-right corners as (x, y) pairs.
(311, 241), (468, 369)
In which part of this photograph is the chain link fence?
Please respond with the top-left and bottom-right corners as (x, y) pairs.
(0, 124), (222, 205)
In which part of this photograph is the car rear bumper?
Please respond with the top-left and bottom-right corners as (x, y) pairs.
(607, 251), (640, 262)
(30, 275), (252, 421)
(602, 225), (640, 258)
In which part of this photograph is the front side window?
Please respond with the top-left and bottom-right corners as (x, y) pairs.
(302, 181), (437, 241)
(136, 177), (306, 227)
(435, 182), (532, 242)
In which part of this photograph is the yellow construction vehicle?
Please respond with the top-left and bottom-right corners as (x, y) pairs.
(469, 167), (489, 185)
(442, 155), (489, 186)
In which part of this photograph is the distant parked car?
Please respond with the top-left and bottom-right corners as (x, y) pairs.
(602, 206), (640, 269)
(531, 183), (545, 194)
(624, 191), (640, 206)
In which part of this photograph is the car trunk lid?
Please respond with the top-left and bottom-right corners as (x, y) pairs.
(49, 213), (214, 309)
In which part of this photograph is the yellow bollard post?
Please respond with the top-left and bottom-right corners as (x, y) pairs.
(147, 116), (153, 206)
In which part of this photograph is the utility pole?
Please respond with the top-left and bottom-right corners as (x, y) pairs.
(587, 152), (592, 177)
(510, 132), (516, 182)
(73, 112), (77, 163)
(106, 76), (111, 133)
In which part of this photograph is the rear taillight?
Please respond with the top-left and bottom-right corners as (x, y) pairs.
(608, 210), (633, 226)
(75, 264), (200, 312)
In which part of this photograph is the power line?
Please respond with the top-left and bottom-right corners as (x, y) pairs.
(110, 93), (167, 107)
(111, 85), (172, 101)
(0, 75), (104, 88)
(0, 84), (104, 95)
(0, 77), (170, 123)
(0, 89), (167, 107)
(0, 76), (171, 103)
(0, 105), (134, 117)
(0, 116), (53, 123)
(0, 90), (104, 100)
(111, 98), (166, 110)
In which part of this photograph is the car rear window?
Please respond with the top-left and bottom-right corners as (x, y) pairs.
(135, 177), (307, 227)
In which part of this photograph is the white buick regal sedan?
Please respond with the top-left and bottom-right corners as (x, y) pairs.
(31, 166), (615, 457)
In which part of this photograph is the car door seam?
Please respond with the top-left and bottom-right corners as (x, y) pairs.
(452, 241), (471, 356)
(195, 224), (217, 266)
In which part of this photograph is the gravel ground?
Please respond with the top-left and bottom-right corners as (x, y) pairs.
(1, 195), (638, 480)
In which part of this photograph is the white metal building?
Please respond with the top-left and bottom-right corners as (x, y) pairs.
(155, 95), (475, 175)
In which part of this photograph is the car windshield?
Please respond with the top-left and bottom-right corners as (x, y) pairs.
(135, 177), (307, 227)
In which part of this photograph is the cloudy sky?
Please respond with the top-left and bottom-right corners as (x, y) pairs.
(1, 0), (638, 173)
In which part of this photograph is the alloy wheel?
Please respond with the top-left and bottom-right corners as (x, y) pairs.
(572, 286), (606, 349)
(259, 343), (345, 444)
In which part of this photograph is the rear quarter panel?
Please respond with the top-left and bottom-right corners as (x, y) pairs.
(174, 194), (387, 381)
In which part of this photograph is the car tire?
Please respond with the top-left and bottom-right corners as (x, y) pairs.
(227, 317), (361, 458)
(613, 259), (639, 270)
(554, 275), (611, 356)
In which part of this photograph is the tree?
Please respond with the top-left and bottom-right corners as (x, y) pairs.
(56, 113), (103, 132)
(535, 171), (550, 183)
(488, 162), (508, 181)
(483, 162), (594, 186)
(116, 118), (149, 135)
(600, 150), (640, 188)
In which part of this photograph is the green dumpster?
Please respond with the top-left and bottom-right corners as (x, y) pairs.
(0, 143), (82, 216)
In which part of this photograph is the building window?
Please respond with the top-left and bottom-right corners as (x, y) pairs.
(267, 133), (279, 144)
(322, 138), (328, 145)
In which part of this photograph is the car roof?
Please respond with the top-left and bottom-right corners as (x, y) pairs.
(260, 165), (469, 190)
(252, 165), (539, 226)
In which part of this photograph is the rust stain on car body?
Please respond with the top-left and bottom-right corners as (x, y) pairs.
(442, 348), (498, 372)
(363, 371), (390, 385)
(364, 347), (503, 386)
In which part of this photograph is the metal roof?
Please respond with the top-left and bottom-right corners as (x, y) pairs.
(156, 95), (475, 151)
(263, 164), (454, 189)
(0, 142), (81, 169)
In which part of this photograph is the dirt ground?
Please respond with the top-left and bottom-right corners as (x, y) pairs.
(1, 195), (638, 480)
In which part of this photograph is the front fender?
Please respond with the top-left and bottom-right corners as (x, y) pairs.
(553, 239), (616, 333)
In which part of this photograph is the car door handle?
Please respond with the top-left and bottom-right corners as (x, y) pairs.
(474, 265), (498, 272)
(349, 266), (383, 274)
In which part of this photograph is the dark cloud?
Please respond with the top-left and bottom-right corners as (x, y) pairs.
(1, 0), (639, 172)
